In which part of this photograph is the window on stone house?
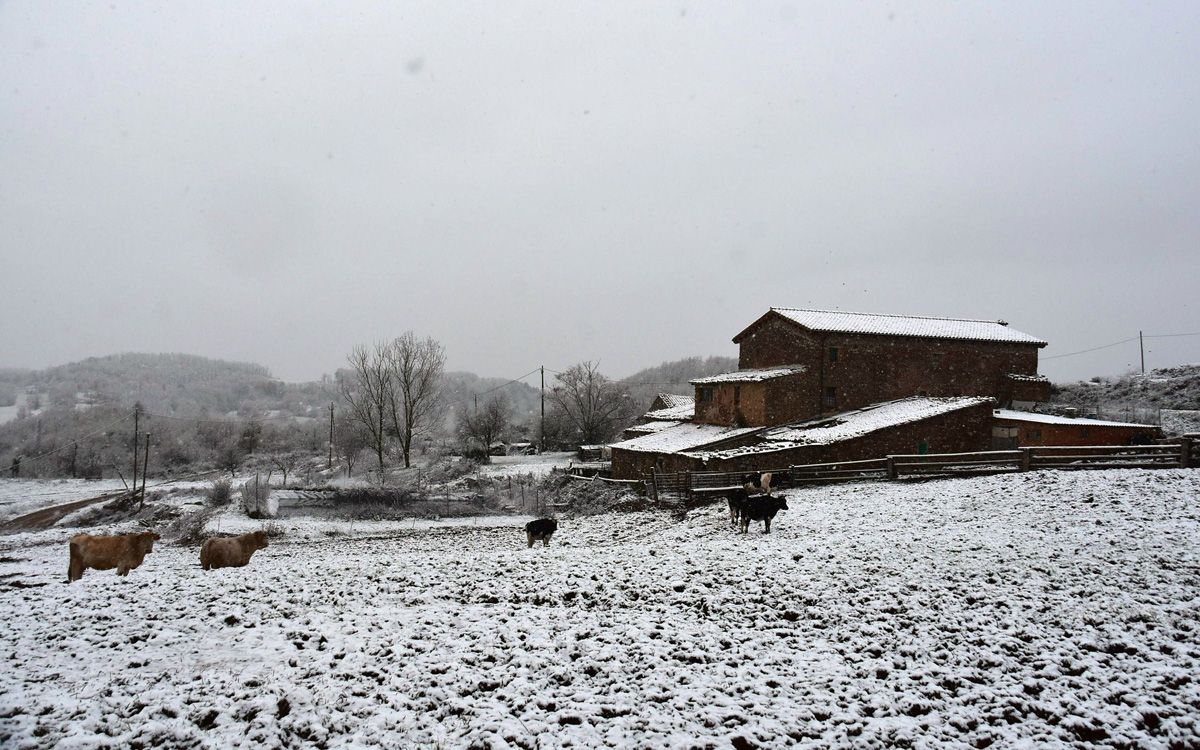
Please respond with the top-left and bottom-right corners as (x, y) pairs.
(829, 346), (839, 362)
(699, 386), (714, 403)
(823, 386), (836, 408)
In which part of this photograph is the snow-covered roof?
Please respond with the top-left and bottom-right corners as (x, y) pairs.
(690, 366), (806, 385)
(623, 420), (685, 436)
(1006, 373), (1050, 383)
(654, 393), (694, 409)
(993, 409), (1155, 429)
(686, 397), (993, 461)
(609, 422), (761, 454)
(739, 308), (1047, 346)
(686, 397), (994, 460)
(643, 403), (695, 421)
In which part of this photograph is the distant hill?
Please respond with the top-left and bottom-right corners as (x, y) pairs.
(1050, 364), (1200, 411)
(0, 353), (324, 419)
(620, 355), (738, 412)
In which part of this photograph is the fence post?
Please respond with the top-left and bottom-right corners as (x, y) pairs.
(1180, 440), (1191, 469)
(886, 456), (897, 480)
(1020, 448), (1032, 472)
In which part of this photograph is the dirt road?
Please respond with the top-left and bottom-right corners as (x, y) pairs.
(0, 492), (129, 534)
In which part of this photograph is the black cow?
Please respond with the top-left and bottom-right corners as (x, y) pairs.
(739, 470), (777, 494)
(738, 496), (789, 534)
(525, 518), (558, 548)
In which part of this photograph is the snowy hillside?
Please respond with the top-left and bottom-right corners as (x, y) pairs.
(1, 469), (1198, 747)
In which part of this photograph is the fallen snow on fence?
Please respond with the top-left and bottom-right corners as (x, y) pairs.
(1, 469), (1199, 747)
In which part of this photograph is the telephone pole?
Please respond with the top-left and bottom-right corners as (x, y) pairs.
(540, 365), (545, 454)
(328, 401), (335, 470)
(131, 405), (140, 493)
(139, 432), (150, 509)
(1139, 330), (1145, 374)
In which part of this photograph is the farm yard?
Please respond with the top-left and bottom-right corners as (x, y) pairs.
(0, 468), (1197, 748)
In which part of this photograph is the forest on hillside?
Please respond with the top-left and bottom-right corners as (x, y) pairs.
(0, 353), (733, 480)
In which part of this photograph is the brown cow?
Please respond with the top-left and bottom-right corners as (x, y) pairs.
(67, 531), (160, 582)
(200, 531), (269, 570)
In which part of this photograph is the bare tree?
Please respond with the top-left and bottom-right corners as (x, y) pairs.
(268, 451), (302, 487)
(333, 413), (369, 477)
(384, 332), (446, 468)
(340, 343), (392, 473)
(457, 394), (511, 462)
(548, 361), (634, 445)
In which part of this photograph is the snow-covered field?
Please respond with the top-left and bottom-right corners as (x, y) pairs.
(1, 469), (1199, 748)
(0, 479), (130, 523)
(476, 452), (574, 479)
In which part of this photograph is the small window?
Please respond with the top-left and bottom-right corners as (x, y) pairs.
(699, 386), (714, 403)
(823, 386), (836, 408)
(829, 346), (839, 362)
(1027, 429), (1042, 441)
(734, 386), (741, 406)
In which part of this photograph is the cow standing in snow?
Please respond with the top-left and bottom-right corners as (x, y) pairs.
(67, 531), (160, 582)
(525, 518), (558, 548)
(200, 531), (269, 570)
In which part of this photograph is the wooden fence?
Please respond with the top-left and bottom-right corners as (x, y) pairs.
(649, 440), (1192, 502)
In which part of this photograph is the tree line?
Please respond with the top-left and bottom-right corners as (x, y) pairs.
(1, 337), (692, 481)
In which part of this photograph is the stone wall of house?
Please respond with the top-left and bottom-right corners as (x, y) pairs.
(737, 315), (1041, 417)
(610, 447), (703, 480)
(694, 376), (812, 427)
(1004, 378), (1053, 405)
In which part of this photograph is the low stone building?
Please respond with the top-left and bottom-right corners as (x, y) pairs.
(684, 397), (994, 473)
(610, 396), (994, 479)
(991, 409), (1160, 448)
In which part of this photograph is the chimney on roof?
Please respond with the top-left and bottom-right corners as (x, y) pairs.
(997, 320), (1009, 326)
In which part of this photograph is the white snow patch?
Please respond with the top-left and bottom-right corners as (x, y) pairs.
(1, 469), (1198, 748)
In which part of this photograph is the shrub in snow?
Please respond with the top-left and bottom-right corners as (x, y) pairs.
(205, 478), (233, 507)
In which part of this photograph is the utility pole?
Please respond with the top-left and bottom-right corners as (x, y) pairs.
(131, 405), (140, 494)
(540, 365), (545, 454)
(1139, 330), (1145, 375)
(474, 393), (478, 411)
(70, 442), (77, 478)
(139, 432), (150, 509)
(328, 401), (334, 470)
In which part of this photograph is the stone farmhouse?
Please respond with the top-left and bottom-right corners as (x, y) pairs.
(610, 307), (1154, 480)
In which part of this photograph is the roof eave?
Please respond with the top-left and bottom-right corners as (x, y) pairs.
(731, 309), (805, 344)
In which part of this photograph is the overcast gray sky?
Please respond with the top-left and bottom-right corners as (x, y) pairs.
(2, 1), (1197, 384)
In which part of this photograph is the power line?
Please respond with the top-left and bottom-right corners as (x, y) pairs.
(475, 368), (541, 397)
(142, 411), (306, 424)
(1041, 337), (1139, 360)
(1041, 330), (1200, 361)
(1145, 331), (1200, 339)
(10, 410), (134, 464)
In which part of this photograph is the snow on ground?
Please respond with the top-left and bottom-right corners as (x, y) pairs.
(209, 512), (537, 542)
(1, 469), (1199, 748)
(1162, 409), (1200, 436)
(0, 479), (130, 523)
(476, 452), (574, 479)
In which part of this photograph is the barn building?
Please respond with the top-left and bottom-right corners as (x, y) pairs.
(991, 409), (1160, 448)
(611, 307), (1054, 480)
